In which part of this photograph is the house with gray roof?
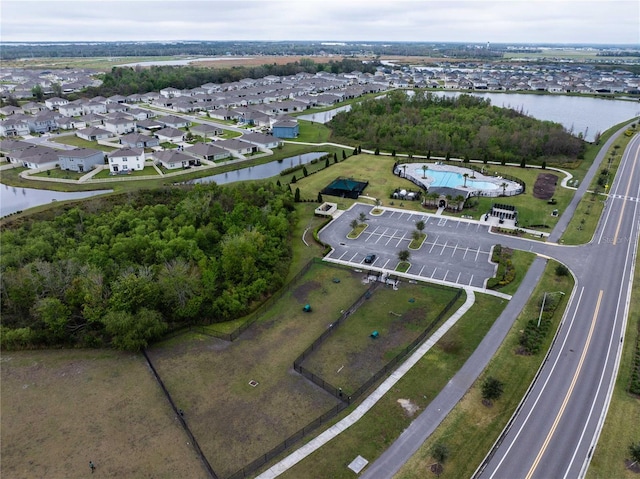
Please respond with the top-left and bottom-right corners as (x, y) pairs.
(240, 132), (282, 149)
(107, 147), (145, 173)
(154, 127), (185, 143)
(184, 142), (230, 162)
(120, 133), (160, 149)
(153, 150), (198, 170)
(76, 127), (113, 141)
(191, 123), (223, 139)
(58, 148), (104, 172)
(158, 115), (191, 128)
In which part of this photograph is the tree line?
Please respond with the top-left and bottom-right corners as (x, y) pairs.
(0, 182), (295, 351)
(329, 91), (586, 164)
(82, 58), (378, 97)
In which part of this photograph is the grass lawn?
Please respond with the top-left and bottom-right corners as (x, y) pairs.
(300, 283), (460, 395)
(586, 241), (640, 479)
(50, 135), (117, 152)
(91, 166), (160, 179)
(32, 168), (85, 180)
(394, 259), (573, 479)
(277, 292), (503, 479)
(290, 120), (333, 143)
(562, 130), (637, 245)
(0, 349), (208, 479)
(490, 249), (537, 297)
(146, 262), (370, 478)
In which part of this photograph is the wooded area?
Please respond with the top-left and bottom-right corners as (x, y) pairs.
(83, 58), (378, 96)
(0, 182), (296, 351)
(329, 91), (586, 163)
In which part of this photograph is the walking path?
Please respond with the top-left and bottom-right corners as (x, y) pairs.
(256, 287), (477, 479)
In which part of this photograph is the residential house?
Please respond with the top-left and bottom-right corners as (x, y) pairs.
(126, 108), (152, 121)
(58, 148), (104, 172)
(137, 118), (164, 132)
(0, 118), (31, 137)
(82, 101), (107, 115)
(190, 123), (223, 139)
(7, 145), (58, 167)
(0, 139), (33, 155)
(184, 142), (230, 162)
(57, 117), (87, 130)
(153, 150), (198, 170)
(240, 132), (281, 149)
(107, 147), (145, 173)
(21, 102), (46, 115)
(28, 110), (60, 133)
(120, 133), (160, 149)
(159, 87), (181, 98)
(158, 115), (191, 129)
(272, 119), (299, 139)
(0, 105), (23, 116)
(58, 100), (84, 117)
(76, 127), (113, 141)
(103, 118), (136, 135)
(216, 138), (256, 156)
(154, 127), (185, 143)
(44, 97), (69, 110)
(21, 149), (60, 170)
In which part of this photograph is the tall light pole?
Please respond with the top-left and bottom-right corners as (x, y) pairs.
(538, 291), (565, 327)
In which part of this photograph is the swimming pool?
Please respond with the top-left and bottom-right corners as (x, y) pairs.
(413, 168), (498, 190)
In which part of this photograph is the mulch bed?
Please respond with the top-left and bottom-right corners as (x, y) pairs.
(533, 173), (559, 200)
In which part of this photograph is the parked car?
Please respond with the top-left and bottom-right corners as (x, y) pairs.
(364, 254), (376, 264)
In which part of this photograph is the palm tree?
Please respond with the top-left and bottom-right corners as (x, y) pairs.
(454, 195), (466, 211)
(422, 164), (428, 179)
(350, 218), (359, 230)
(398, 249), (410, 262)
(463, 173), (469, 188)
(500, 182), (508, 196)
(416, 220), (425, 232)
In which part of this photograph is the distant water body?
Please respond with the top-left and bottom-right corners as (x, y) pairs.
(119, 57), (252, 67)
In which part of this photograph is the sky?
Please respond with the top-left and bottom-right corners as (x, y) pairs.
(1, 0), (639, 45)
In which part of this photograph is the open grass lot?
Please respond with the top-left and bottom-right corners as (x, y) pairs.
(146, 262), (371, 478)
(277, 292), (502, 479)
(32, 168), (85, 180)
(301, 283), (459, 395)
(393, 260), (574, 479)
(586, 242), (640, 479)
(50, 135), (117, 152)
(0, 349), (207, 479)
(290, 120), (333, 143)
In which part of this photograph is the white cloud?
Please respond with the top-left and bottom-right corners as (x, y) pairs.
(1, 0), (638, 43)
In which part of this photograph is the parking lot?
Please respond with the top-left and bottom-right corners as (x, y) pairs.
(319, 203), (499, 289)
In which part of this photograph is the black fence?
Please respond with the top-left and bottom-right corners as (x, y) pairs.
(142, 350), (219, 479)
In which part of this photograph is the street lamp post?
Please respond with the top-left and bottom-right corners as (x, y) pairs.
(538, 291), (566, 327)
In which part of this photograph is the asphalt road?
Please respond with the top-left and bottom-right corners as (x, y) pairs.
(337, 125), (640, 478)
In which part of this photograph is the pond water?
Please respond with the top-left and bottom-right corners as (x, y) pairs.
(414, 168), (498, 190)
(190, 152), (328, 185)
(0, 183), (112, 217)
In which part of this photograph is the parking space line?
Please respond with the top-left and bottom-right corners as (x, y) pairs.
(469, 274), (474, 285)
(376, 228), (388, 244)
(475, 248), (481, 261)
(419, 265), (425, 276)
(440, 241), (447, 255)
(431, 267), (437, 278)
(385, 230), (397, 246)
(464, 247), (469, 259)
(383, 258), (391, 269)
(396, 232), (407, 247)
(438, 218), (447, 227)
(338, 251), (349, 260)
(349, 253), (359, 262)
(456, 272), (461, 283)
(452, 243), (458, 257)
(429, 239), (438, 253)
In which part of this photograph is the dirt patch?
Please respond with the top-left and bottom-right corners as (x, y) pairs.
(625, 459), (640, 474)
(292, 280), (320, 303)
(397, 398), (420, 417)
(533, 173), (559, 200)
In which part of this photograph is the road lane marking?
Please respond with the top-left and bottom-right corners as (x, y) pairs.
(525, 290), (603, 479)
(488, 288), (585, 479)
(613, 144), (639, 245)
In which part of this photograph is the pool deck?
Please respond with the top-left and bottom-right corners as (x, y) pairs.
(400, 162), (522, 196)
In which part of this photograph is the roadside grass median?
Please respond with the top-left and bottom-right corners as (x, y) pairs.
(393, 259), (573, 479)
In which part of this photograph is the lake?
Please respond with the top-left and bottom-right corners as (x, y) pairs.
(190, 152), (328, 185)
(299, 91), (640, 142)
(0, 184), (112, 217)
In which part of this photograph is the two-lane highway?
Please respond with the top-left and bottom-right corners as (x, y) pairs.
(476, 133), (640, 479)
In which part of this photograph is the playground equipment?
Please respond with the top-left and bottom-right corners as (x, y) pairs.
(303, 304), (312, 313)
(370, 330), (379, 339)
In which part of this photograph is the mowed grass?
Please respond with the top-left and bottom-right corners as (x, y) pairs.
(0, 349), (207, 479)
(586, 241), (640, 479)
(51, 135), (117, 152)
(301, 283), (459, 395)
(277, 292), (503, 479)
(146, 262), (371, 478)
(394, 259), (574, 479)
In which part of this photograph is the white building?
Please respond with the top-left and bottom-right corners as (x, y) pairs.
(107, 147), (145, 173)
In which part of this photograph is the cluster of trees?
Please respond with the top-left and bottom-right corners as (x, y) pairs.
(329, 91), (585, 163)
(83, 59), (378, 97)
(0, 40), (503, 61)
(0, 182), (295, 351)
